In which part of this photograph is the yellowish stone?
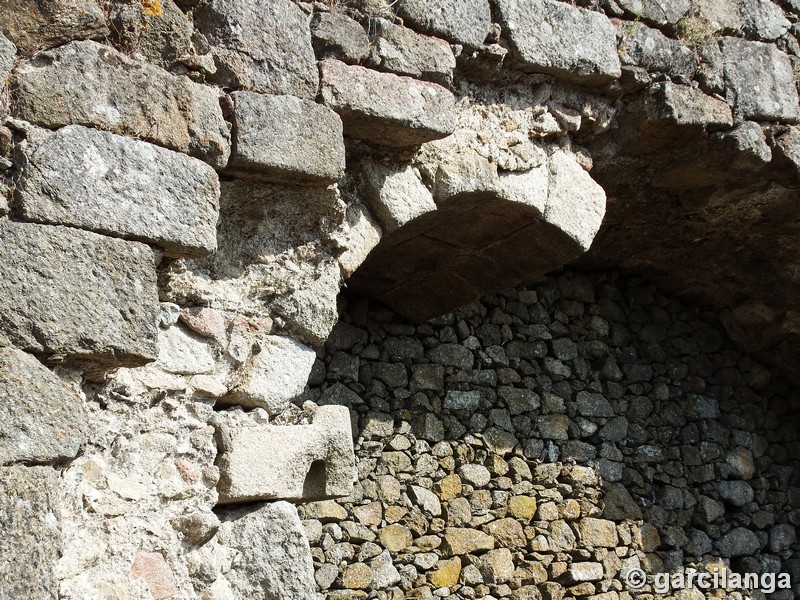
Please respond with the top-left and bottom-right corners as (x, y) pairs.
(378, 523), (413, 552)
(341, 563), (372, 589)
(508, 495), (537, 522)
(428, 557), (462, 588)
(436, 474), (462, 501)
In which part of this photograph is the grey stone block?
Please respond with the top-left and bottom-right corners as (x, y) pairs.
(229, 92), (345, 185)
(217, 501), (315, 600)
(320, 59), (456, 146)
(108, 0), (194, 68)
(721, 37), (800, 123)
(0, 348), (88, 465)
(616, 0), (690, 26)
(12, 40), (231, 168)
(0, 466), (62, 599)
(642, 82), (733, 130)
(496, 0), (621, 84)
(0, 32), (14, 84)
(617, 21), (695, 79)
(360, 160), (436, 233)
(395, 0), (491, 48)
(17, 125), (220, 258)
(0, 221), (159, 365)
(216, 405), (356, 503)
(195, 0), (318, 99)
(370, 19), (456, 87)
(0, 0), (108, 52)
(311, 12), (370, 64)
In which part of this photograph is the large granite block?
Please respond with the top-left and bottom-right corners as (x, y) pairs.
(195, 0), (318, 99)
(0, 221), (159, 365)
(0, 0), (108, 51)
(0, 347), (88, 465)
(228, 92), (345, 184)
(0, 466), (62, 599)
(320, 59), (456, 146)
(12, 41), (231, 167)
(395, 0), (491, 48)
(496, 0), (621, 84)
(17, 125), (220, 258)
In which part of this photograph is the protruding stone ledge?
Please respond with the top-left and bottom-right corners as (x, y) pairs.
(228, 92), (345, 185)
(0, 347), (88, 465)
(320, 59), (456, 146)
(496, 0), (621, 85)
(16, 125), (220, 258)
(12, 40), (231, 168)
(216, 405), (356, 504)
(0, 220), (159, 365)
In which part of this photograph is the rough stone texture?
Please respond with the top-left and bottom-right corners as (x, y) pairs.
(108, 0), (194, 69)
(616, 0), (691, 25)
(616, 21), (695, 79)
(216, 405), (356, 503)
(0, 347), (87, 465)
(720, 37), (800, 122)
(16, 125), (220, 258)
(0, 32), (13, 84)
(0, 221), (159, 365)
(12, 41), (231, 168)
(218, 501), (316, 600)
(194, 0), (318, 99)
(370, 19), (456, 87)
(496, 0), (621, 84)
(228, 92), (345, 185)
(225, 335), (317, 412)
(161, 181), (344, 346)
(311, 12), (370, 64)
(395, 0), (491, 48)
(640, 82), (733, 130)
(360, 160), (437, 233)
(0, 466), (62, 599)
(0, 0), (108, 52)
(319, 59), (456, 146)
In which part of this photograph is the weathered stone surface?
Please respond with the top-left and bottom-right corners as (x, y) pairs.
(311, 12), (370, 64)
(162, 181), (344, 346)
(616, 21), (695, 79)
(475, 548), (515, 583)
(395, 0), (491, 48)
(333, 202), (383, 278)
(370, 19), (456, 87)
(156, 325), (215, 375)
(720, 37), (800, 123)
(17, 125), (220, 258)
(568, 562), (603, 582)
(0, 221), (158, 365)
(195, 0), (318, 99)
(740, 0), (791, 40)
(0, 348), (87, 465)
(109, 0), (193, 68)
(225, 335), (316, 412)
(716, 526), (761, 557)
(320, 59), (456, 146)
(360, 160), (436, 233)
(0, 32), (13, 83)
(616, 0), (690, 26)
(130, 552), (178, 600)
(441, 527), (495, 555)
(0, 0), (108, 51)
(218, 501), (316, 600)
(228, 91), (345, 185)
(496, 0), (621, 84)
(12, 41), (231, 167)
(0, 466), (61, 599)
(217, 405), (355, 503)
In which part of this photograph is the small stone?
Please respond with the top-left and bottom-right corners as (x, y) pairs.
(428, 557), (462, 588)
(769, 524), (797, 553)
(370, 19), (456, 87)
(718, 480), (754, 507)
(484, 519), (525, 549)
(576, 391), (614, 417)
(353, 502), (383, 527)
(576, 518), (619, 548)
(508, 496), (538, 522)
(536, 415), (570, 440)
(361, 160), (436, 233)
(379, 524), (413, 552)
(568, 562), (603, 583)
(370, 550), (401, 588)
(410, 486), (443, 517)
(441, 528), (495, 556)
(601, 484), (643, 521)
(341, 563), (372, 589)
(180, 307), (228, 343)
(300, 500), (348, 523)
(458, 464), (491, 487)
(395, 0), (491, 48)
(716, 527), (761, 557)
(311, 12), (370, 64)
(444, 390), (481, 412)
(131, 552), (177, 600)
(157, 325), (215, 375)
(475, 548), (515, 583)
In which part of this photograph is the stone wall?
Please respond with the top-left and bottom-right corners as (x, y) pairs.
(0, 0), (799, 598)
